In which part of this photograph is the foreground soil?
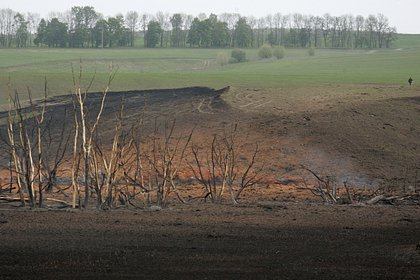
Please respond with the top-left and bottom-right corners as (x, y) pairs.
(0, 203), (419, 279)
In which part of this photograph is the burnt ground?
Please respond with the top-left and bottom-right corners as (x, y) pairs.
(0, 204), (420, 280)
(0, 85), (419, 279)
(2, 84), (418, 187)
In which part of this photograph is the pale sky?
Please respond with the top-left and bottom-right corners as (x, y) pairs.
(3, 0), (419, 34)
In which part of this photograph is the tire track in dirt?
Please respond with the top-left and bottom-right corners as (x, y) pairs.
(195, 97), (215, 114)
(227, 88), (274, 111)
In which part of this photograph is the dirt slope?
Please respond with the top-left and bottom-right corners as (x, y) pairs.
(0, 85), (419, 279)
(1, 84), (418, 188)
(222, 85), (420, 189)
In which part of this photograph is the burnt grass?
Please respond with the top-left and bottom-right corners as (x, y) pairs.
(0, 86), (232, 165)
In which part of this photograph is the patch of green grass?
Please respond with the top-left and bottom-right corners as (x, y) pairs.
(1, 46), (419, 104)
(392, 34), (420, 49)
(181, 48), (419, 88)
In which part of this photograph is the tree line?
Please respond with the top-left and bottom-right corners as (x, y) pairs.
(0, 7), (397, 49)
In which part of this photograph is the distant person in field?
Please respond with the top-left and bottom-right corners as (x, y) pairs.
(408, 77), (413, 86)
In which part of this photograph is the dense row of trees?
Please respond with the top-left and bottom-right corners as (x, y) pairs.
(33, 7), (131, 48)
(0, 7), (397, 49)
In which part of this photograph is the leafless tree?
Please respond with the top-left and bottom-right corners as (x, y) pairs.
(27, 83), (47, 207)
(354, 15), (365, 48)
(321, 13), (332, 48)
(7, 89), (28, 206)
(376, 13), (389, 48)
(301, 166), (338, 204)
(220, 13), (241, 47)
(190, 136), (222, 202)
(121, 125), (151, 206)
(6, 79), (49, 207)
(189, 125), (263, 204)
(71, 61), (117, 208)
(147, 119), (193, 207)
(120, 118), (193, 208)
(0, 9), (16, 47)
(91, 100), (129, 209)
(26, 12), (40, 47)
(272, 13), (281, 46)
(42, 110), (71, 193)
(140, 13), (152, 46)
(365, 15), (378, 48)
(125, 11), (139, 47)
(155, 11), (171, 47)
(233, 144), (263, 203)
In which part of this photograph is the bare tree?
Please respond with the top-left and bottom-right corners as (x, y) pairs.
(376, 13), (389, 48)
(313, 16), (323, 48)
(27, 82), (47, 207)
(302, 166), (338, 204)
(273, 13), (282, 46)
(146, 119), (192, 207)
(125, 11), (139, 47)
(121, 125), (151, 206)
(71, 61), (117, 208)
(155, 11), (171, 47)
(220, 13), (241, 47)
(365, 15), (378, 48)
(256, 17), (266, 48)
(42, 110), (71, 194)
(321, 13), (332, 48)
(189, 125), (263, 204)
(7, 88), (27, 206)
(140, 13), (152, 46)
(6, 79), (48, 207)
(26, 12), (40, 47)
(354, 15), (365, 48)
(190, 137), (220, 202)
(233, 144), (263, 203)
(91, 100), (128, 209)
(0, 9), (16, 47)
(122, 119), (193, 207)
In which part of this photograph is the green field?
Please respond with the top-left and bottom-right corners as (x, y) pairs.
(1, 34), (419, 104)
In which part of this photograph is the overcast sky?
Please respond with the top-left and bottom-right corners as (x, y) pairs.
(4, 0), (419, 34)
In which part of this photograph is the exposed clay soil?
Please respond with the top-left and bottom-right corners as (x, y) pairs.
(0, 85), (419, 279)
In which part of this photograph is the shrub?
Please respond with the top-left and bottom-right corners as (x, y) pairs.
(217, 52), (229, 66)
(230, 49), (246, 63)
(273, 46), (286, 59)
(308, 47), (315, 56)
(228, 57), (239, 64)
(258, 44), (273, 59)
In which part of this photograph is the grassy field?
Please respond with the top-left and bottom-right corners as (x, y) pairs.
(1, 34), (419, 104)
(392, 33), (420, 49)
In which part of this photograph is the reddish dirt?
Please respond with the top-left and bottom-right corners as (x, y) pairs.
(0, 85), (419, 279)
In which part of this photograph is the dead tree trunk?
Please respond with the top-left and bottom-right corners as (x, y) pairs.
(92, 100), (127, 209)
(71, 62), (117, 208)
(28, 82), (47, 207)
(7, 90), (25, 206)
